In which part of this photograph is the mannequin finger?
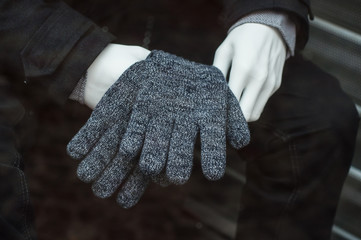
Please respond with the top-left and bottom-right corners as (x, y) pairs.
(213, 44), (233, 78)
(248, 79), (275, 121)
(272, 74), (282, 94)
(77, 125), (124, 183)
(271, 55), (285, 94)
(239, 77), (267, 122)
(139, 117), (173, 176)
(199, 116), (226, 180)
(226, 89), (250, 149)
(167, 120), (197, 185)
(91, 154), (135, 198)
(117, 166), (150, 209)
(228, 59), (248, 101)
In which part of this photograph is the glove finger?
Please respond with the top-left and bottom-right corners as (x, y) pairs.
(117, 107), (150, 161)
(67, 57), (151, 160)
(67, 120), (108, 160)
(91, 108), (149, 198)
(166, 119), (197, 185)
(117, 166), (150, 209)
(152, 170), (172, 187)
(67, 75), (136, 160)
(199, 115), (226, 181)
(91, 153), (135, 198)
(228, 60), (248, 101)
(139, 117), (173, 176)
(226, 89), (250, 149)
(77, 124), (124, 183)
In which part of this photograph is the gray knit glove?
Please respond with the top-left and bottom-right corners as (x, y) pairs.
(67, 50), (249, 208)
(67, 59), (152, 208)
(117, 51), (249, 184)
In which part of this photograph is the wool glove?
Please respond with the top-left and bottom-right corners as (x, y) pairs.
(67, 50), (249, 207)
(67, 59), (151, 208)
(114, 50), (250, 185)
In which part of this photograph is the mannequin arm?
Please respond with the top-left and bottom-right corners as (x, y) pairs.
(70, 44), (150, 109)
(213, 23), (286, 122)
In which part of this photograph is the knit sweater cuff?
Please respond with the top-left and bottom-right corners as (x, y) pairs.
(228, 10), (296, 58)
(69, 72), (87, 104)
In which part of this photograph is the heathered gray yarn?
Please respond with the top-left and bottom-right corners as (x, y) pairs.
(116, 166), (150, 209)
(67, 60), (148, 160)
(67, 60), (151, 208)
(67, 50), (250, 208)
(226, 88), (250, 148)
(124, 50), (250, 184)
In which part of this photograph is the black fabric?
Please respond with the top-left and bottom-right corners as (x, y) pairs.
(235, 55), (359, 240)
(0, 123), (37, 240)
(0, 0), (311, 105)
(0, 0), (115, 104)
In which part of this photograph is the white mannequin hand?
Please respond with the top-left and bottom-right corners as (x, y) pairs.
(84, 43), (150, 109)
(213, 23), (287, 122)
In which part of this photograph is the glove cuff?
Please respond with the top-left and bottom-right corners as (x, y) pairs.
(146, 50), (225, 83)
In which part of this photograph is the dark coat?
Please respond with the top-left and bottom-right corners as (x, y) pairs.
(0, 0), (311, 105)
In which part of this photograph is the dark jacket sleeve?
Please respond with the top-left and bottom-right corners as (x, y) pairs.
(222, 0), (313, 50)
(0, 0), (116, 104)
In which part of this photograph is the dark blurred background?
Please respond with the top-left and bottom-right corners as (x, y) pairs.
(15, 0), (361, 239)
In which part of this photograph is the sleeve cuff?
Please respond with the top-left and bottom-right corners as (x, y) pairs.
(20, 1), (115, 105)
(69, 72), (87, 104)
(228, 10), (296, 57)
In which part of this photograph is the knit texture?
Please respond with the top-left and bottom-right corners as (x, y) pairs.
(69, 72), (87, 104)
(67, 50), (250, 208)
